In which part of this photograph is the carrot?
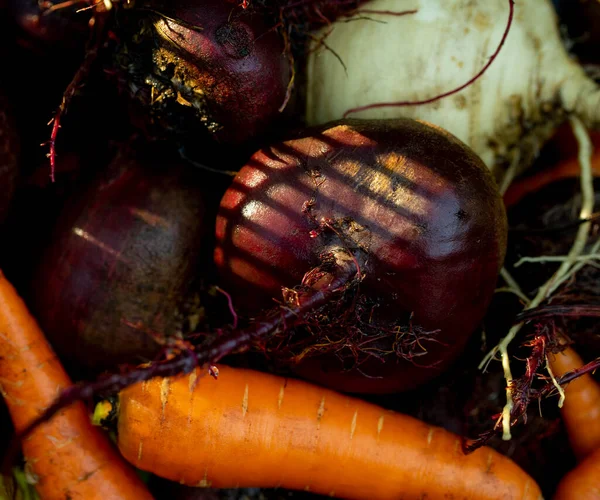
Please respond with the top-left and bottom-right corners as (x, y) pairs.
(111, 365), (542, 500)
(0, 270), (153, 500)
(503, 131), (600, 208)
(554, 447), (600, 500)
(549, 345), (600, 499)
(548, 345), (600, 460)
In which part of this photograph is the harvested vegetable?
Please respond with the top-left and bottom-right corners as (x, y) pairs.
(0, 91), (19, 223)
(32, 142), (225, 374)
(106, 364), (542, 500)
(548, 344), (600, 460)
(305, 0), (600, 184)
(215, 117), (507, 393)
(114, 0), (291, 145)
(554, 447), (600, 500)
(545, 340), (600, 499)
(0, 270), (153, 500)
(19, 117), (508, 441)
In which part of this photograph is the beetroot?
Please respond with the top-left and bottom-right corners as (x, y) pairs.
(32, 142), (227, 375)
(215, 119), (507, 393)
(0, 92), (19, 223)
(115, 0), (290, 145)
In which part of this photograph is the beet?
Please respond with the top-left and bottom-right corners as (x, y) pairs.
(0, 91), (19, 223)
(215, 119), (507, 393)
(32, 141), (227, 375)
(115, 0), (290, 146)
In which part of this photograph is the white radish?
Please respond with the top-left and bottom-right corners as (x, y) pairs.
(305, 0), (600, 184)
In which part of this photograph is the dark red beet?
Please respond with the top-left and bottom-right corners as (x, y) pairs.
(215, 119), (507, 393)
(32, 142), (226, 375)
(0, 92), (19, 223)
(117, 0), (290, 145)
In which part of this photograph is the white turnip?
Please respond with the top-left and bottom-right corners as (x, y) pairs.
(305, 0), (600, 183)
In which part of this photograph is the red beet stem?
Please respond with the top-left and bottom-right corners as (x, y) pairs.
(47, 11), (107, 179)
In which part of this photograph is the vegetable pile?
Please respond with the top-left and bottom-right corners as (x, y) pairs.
(0, 0), (599, 499)
(0, 271), (152, 500)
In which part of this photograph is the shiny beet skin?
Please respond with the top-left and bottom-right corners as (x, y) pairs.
(215, 119), (507, 393)
(0, 92), (19, 223)
(32, 143), (224, 374)
(119, 0), (290, 145)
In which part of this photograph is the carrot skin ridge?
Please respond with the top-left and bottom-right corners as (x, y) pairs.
(117, 365), (542, 500)
(0, 270), (153, 500)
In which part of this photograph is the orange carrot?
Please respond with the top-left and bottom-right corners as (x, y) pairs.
(548, 345), (600, 460)
(112, 365), (542, 500)
(0, 270), (153, 500)
(503, 137), (600, 208)
(554, 447), (600, 500)
(549, 345), (600, 499)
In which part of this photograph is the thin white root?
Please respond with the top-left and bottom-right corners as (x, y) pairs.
(545, 355), (566, 408)
(481, 115), (595, 441)
(499, 150), (522, 196)
(498, 267), (530, 304)
(549, 239), (600, 296)
(514, 254), (600, 267)
(495, 287), (533, 301)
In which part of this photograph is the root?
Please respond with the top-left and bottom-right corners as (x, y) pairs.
(46, 8), (109, 180)
(495, 268), (529, 304)
(215, 287), (239, 329)
(479, 115), (596, 441)
(514, 253), (600, 267)
(262, 285), (440, 370)
(544, 354), (565, 408)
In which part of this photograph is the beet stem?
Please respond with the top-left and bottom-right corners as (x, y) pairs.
(46, 7), (107, 180)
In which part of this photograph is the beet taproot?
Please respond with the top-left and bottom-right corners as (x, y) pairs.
(214, 118), (507, 393)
